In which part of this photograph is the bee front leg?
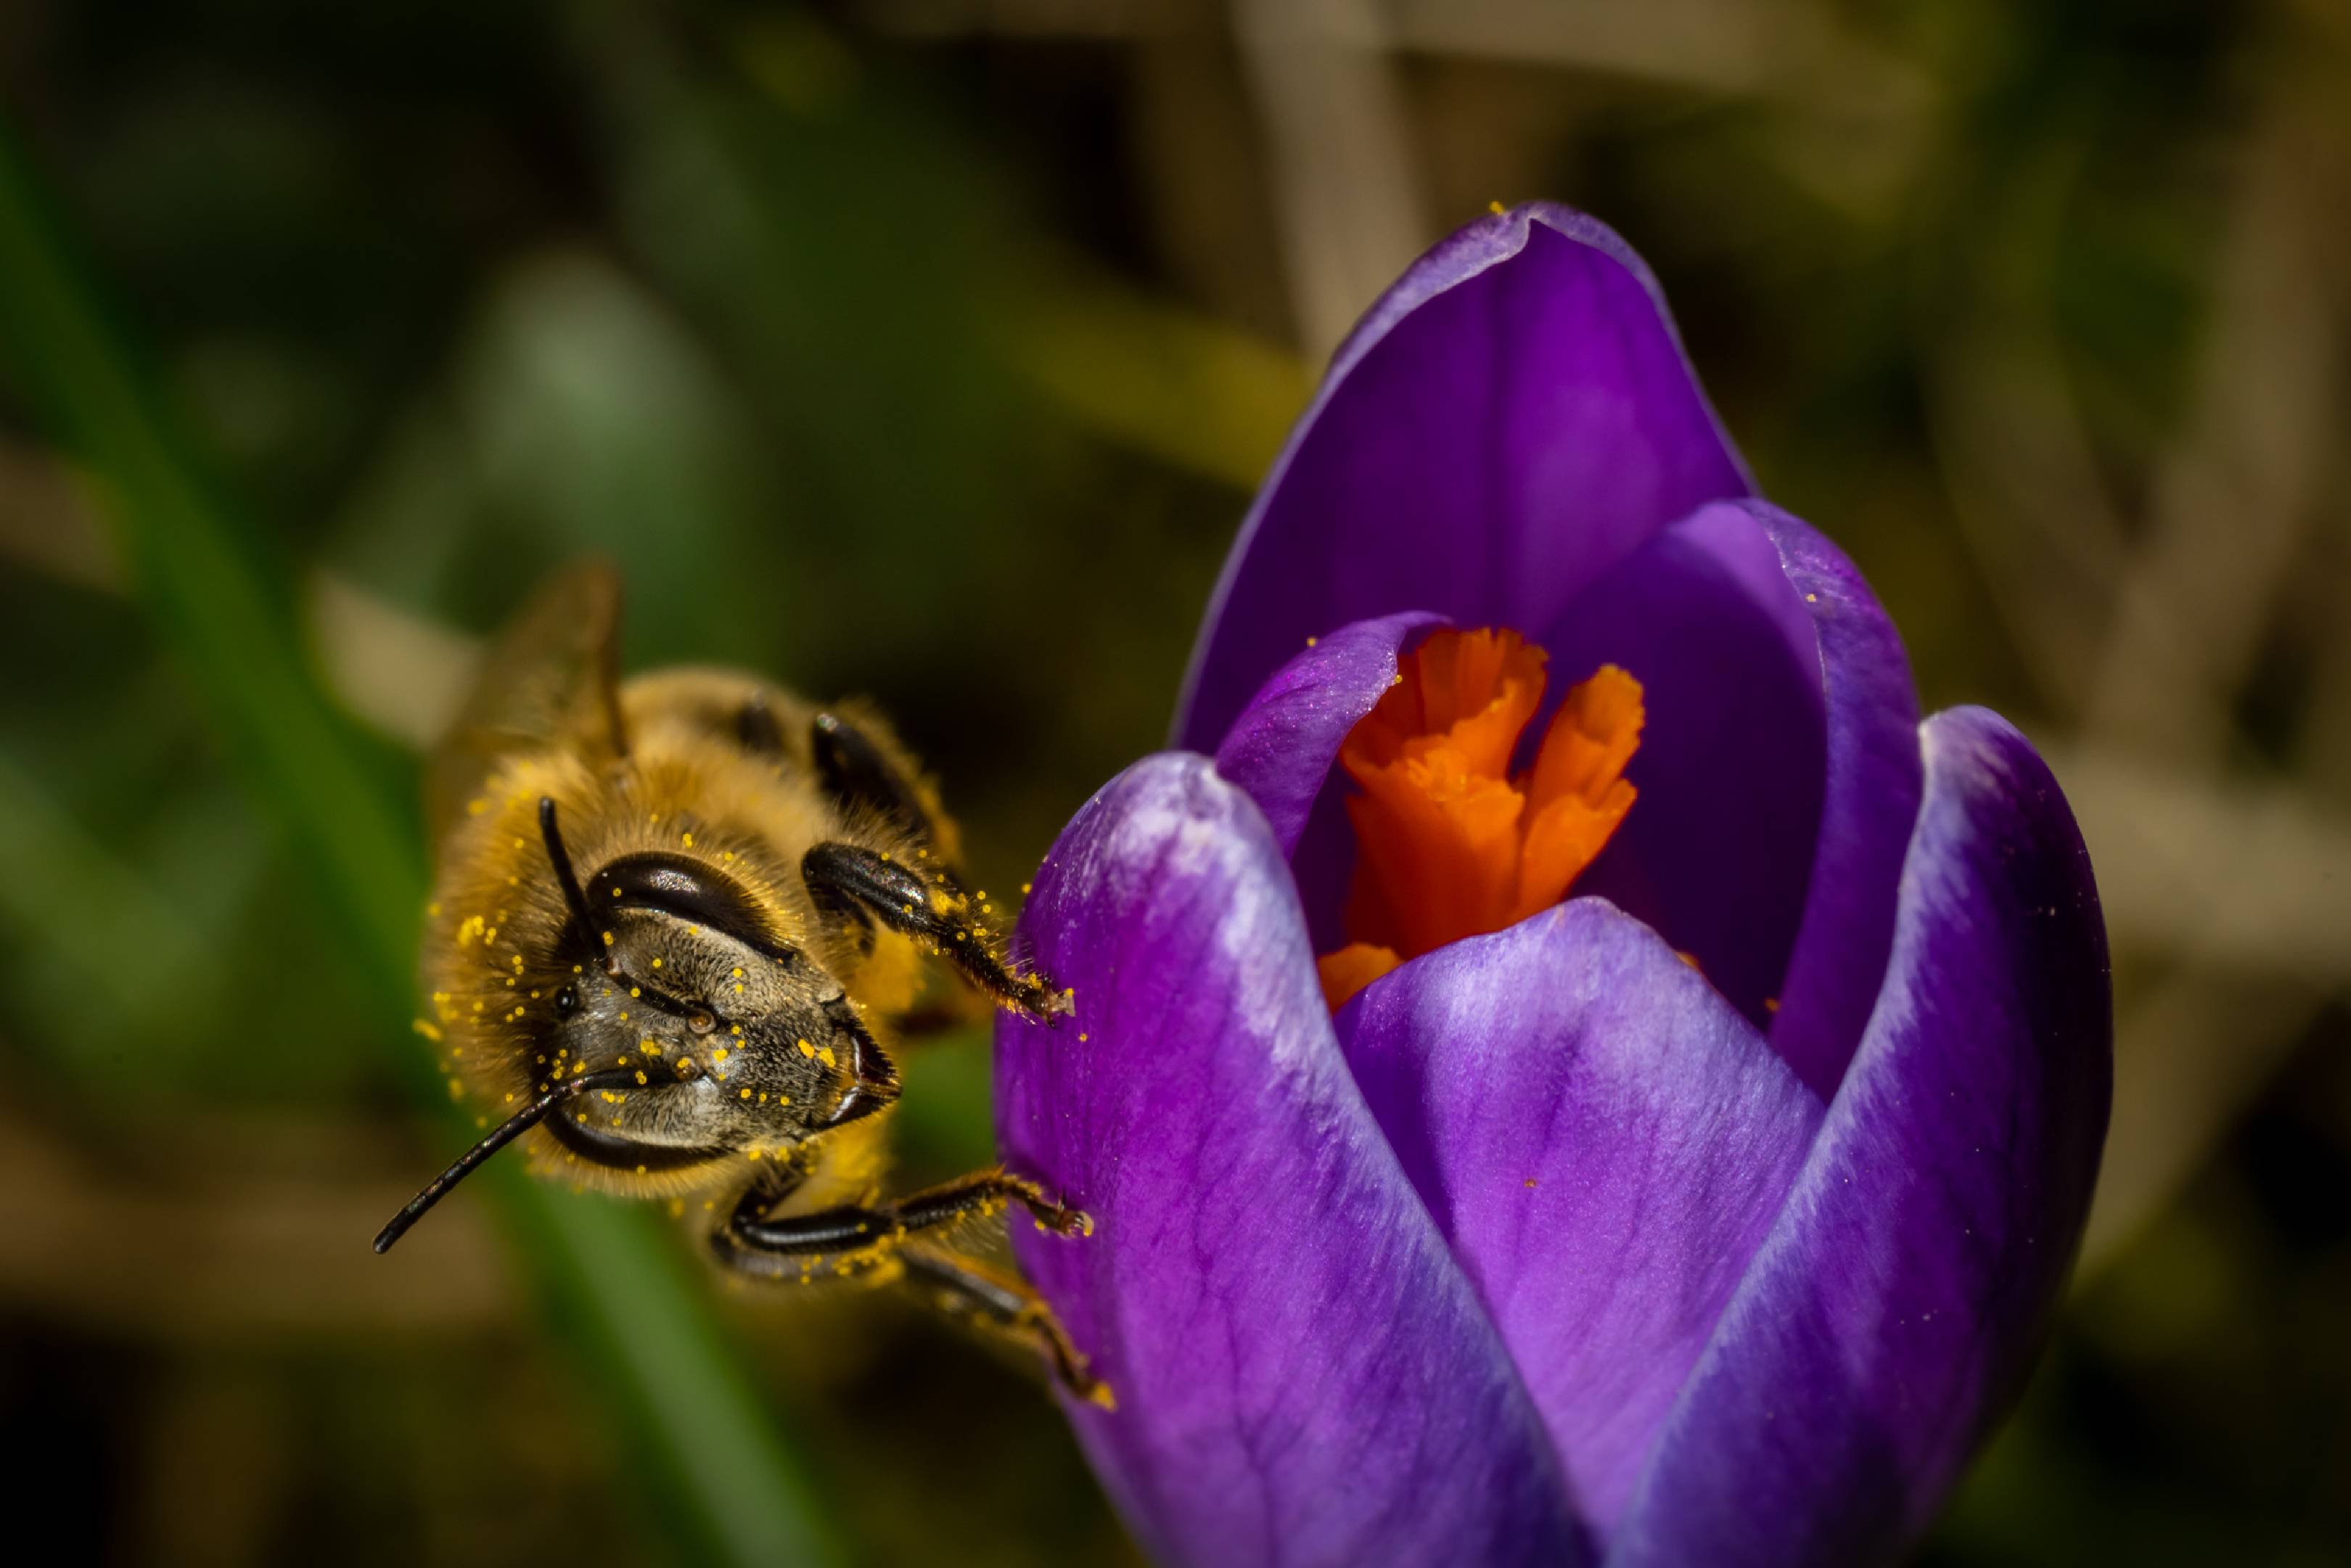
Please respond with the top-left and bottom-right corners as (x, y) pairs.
(802, 842), (1068, 1018)
(710, 1169), (1090, 1283)
(810, 709), (942, 847)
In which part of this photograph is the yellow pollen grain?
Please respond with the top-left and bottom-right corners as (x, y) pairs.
(732, 967), (744, 978)
(817, 1046), (837, 1069)
(651, 958), (662, 968)
(683, 832), (694, 847)
(1306, 635), (1319, 647)
(740, 1088), (752, 1099)
(797, 1039), (815, 1058)
(630, 987), (641, 998)
(411, 1019), (443, 1042)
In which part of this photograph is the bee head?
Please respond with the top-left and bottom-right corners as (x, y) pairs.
(374, 798), (897, 1253)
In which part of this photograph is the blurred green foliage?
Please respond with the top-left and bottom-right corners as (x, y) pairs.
(0, 0), (2344, 1564)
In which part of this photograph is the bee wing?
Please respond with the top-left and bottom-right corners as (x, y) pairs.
(425, 560), (627, 842)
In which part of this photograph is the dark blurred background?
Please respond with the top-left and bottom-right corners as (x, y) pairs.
(1, 1), (2347, 1564)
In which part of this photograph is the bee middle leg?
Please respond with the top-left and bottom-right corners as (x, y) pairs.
(900, 1244), (1112, 1405)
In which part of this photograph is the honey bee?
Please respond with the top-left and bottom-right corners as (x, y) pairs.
(374, 563), (1103, 1402)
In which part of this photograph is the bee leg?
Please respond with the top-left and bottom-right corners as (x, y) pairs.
(811, 708), (942, 848)
(710, 1168), (1091, 1281)
(900, 1244), (1112, 1406)
(736, 694), (788, 755)
(802, 842), (1067, 1018)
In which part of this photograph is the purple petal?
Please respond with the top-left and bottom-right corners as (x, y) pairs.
(996, 753), (1585, 1568)
(1540, 504), (1826, 1027)
(1213, 609), (1446, 855)
(1337, 900), (1825, 1535)
(1739, 503), (1924, 1097)
(1176, 203), (1752, 754)
(1607, 708), (2112, 1567)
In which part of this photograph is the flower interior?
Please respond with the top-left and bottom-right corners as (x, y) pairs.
(1318, 628), (1644, 1007)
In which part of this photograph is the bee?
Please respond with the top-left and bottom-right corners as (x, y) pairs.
(374, 563), (1104, 1403)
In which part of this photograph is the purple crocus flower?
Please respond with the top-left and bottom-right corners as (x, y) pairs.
(995, 203), (2109, 1567)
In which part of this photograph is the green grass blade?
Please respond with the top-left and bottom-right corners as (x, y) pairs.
(0, 118), (838, 1568)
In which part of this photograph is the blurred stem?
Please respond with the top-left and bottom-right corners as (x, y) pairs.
(0, 120), (838, 1568)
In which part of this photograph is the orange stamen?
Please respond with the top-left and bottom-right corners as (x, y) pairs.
(1317, 943), (1403, 1010)
(1320, 628), (1643, 1009)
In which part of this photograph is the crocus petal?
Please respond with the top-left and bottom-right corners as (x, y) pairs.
(1213, 609), (1446, 855)
(1737, 502), (1924, 1097)
(996, 753), (1585, 1568)
(1176, 203), (1752, 754)
(1607, 707), (2112, 1567)
(1539, 504), (1826, 1026)
(1336, 900), (1825, 1535)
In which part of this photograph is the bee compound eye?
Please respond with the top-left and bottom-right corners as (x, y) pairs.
(688, 1009), (716, 1035)
(556, 985), (580, 1017)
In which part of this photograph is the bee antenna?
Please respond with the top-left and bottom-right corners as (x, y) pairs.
(372, 1067), (636, 1253)
(538, 796), (618, 977)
